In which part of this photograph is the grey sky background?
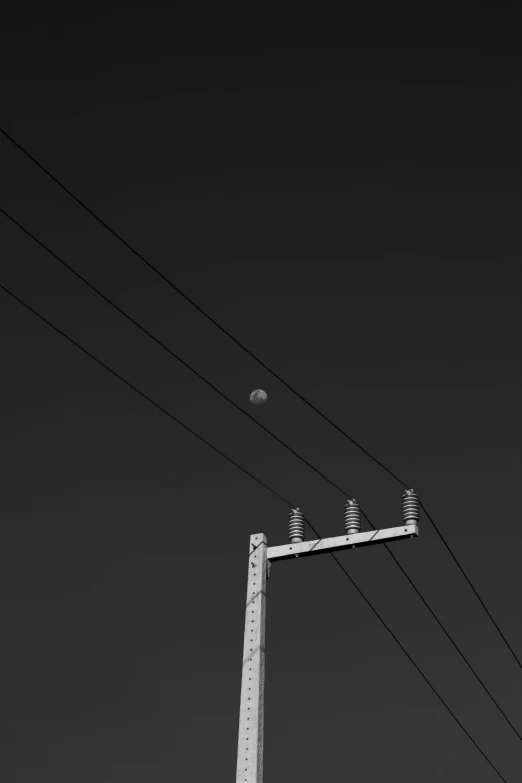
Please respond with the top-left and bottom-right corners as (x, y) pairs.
(0, 11), (520, 782)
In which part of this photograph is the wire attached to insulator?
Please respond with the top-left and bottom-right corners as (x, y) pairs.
(288, 508), (305, 543)
(344, 499), (361, 534)
(402, 489), (419, 525)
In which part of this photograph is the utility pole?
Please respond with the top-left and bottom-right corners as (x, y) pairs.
(235, 490), (420, 783)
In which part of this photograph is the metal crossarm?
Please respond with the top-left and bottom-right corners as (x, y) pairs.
(267, 523), (418, 562)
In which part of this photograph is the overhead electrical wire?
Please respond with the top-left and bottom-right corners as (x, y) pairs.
(2, 205), (521, 747)
(1, 126), (518, 674)
(0, 278), (511, 782)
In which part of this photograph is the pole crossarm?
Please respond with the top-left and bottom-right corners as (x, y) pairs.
(267, 523), (418, 562)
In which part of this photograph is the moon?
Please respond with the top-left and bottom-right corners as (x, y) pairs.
(249, 389), (268, 405)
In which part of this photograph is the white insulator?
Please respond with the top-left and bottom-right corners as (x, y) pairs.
(288, 508), (305, 543)
(344, 499), (361, 534)
(402, 489), (419, 524)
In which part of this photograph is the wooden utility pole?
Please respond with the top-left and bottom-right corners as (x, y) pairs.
(235, 492), (419, 782)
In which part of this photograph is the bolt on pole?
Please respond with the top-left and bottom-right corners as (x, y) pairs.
(235, 491), (420, 783)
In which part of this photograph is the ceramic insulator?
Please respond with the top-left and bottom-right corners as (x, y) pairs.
(402, 489), (419, 524)
(344, 499), (361, 534)
(288, 508), (305, 543)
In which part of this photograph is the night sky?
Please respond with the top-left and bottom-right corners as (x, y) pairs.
(0, 11), (520, 782)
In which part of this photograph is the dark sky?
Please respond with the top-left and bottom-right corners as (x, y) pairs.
(0, 10), (520, 782)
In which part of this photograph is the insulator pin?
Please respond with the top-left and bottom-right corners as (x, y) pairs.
(344, 499), (361, 534)
(402, 489), (419, 524)
(288, 508), (305, 543)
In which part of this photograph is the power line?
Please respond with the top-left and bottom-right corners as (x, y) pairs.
(325, 551), (510, 783)
(2, 205), (521, 746)
(0, 282), (290, 508)
(0, 279), (511, 782)
(0, 206), (351, 500)
(1, 127), (520, 672)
